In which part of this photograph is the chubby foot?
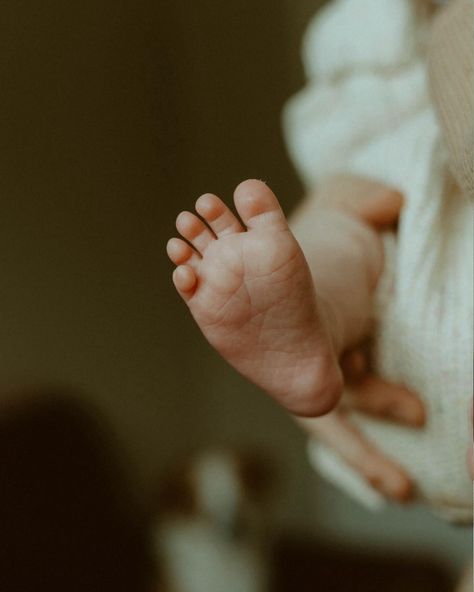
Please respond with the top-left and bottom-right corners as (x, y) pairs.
(167, 180), (342, 416)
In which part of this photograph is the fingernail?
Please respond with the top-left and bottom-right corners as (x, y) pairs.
(384, 475), (413, 502)
(388, 402), (425, 426)
(368, 472), (413, 502)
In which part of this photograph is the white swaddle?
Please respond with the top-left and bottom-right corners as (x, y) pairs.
(283, 0), (473, 522)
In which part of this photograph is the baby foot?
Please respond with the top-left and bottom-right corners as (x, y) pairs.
(167, 180), (342, 416)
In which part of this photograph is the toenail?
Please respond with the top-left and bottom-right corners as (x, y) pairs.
(177, 212), (196, 230)
(176, 212), (187, 225)
(166, 238), (176, 254)
(197, 194), (219, 215)
(198, 193), (214, 204)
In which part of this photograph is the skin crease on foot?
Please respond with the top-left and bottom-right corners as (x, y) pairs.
(167, 179), (343, 417)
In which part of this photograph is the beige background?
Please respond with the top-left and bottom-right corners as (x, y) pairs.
(0, 0), (470, 576)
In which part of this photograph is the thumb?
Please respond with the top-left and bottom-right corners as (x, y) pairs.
(320, 175), (404, 229)
(354, 186), (404, 229)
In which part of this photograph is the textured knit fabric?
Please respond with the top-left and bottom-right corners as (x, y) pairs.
(283, 0), (473, 522)
(428, 0), (474, 200)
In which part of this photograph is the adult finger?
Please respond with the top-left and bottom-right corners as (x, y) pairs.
(340, 345), (370, 382)
(297, 412), (414, 502)
(340, 347), (425, 426)
(343, 375), (426, 427)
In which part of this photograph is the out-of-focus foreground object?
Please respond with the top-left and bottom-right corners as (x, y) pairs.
(153, 448), (274, 592)
(0, 388), (155, 592)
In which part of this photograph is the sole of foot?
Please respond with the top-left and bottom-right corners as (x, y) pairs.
(167, 179), (343, 417)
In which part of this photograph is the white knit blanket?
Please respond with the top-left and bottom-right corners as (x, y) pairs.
(283, 0), (473, 522)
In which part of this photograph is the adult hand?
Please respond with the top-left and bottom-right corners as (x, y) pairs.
(298, 347), (425, 502)
(293, 174), (426, 502)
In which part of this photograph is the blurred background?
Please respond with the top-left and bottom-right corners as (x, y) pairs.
(0, 0), (471, 590)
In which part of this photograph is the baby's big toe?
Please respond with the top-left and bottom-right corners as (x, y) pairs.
(233, 179), (288, 231)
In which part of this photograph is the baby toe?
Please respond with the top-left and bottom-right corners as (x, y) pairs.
(195, 193), (243, 237)
(166, 237), (200, 266)
(176, 211), (215, 254)
(172, 265), (197, 299)
(233, 179), (288, 230)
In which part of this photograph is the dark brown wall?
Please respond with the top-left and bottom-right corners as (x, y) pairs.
(0, 0), (316, 494)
